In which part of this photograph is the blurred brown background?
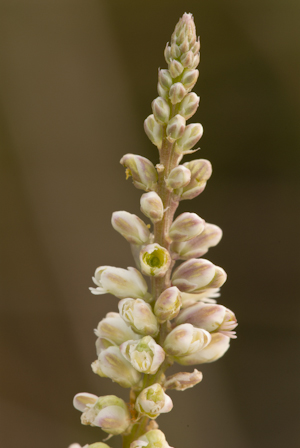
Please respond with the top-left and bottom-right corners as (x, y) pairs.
(0, 1), (299, 447)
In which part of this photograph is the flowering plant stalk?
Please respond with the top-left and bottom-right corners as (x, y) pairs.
(70, 13), (237, 448)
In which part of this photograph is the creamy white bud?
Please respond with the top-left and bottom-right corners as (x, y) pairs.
(178, 92), (200, 119)
(157, 82), (169, 99)
(169, 59), (184, 78)
(171, 223), (222, 259)
(135, 384), (173, 419)
(144, 115), (164, 149)
(130, 429), (173, 448)
(158, 69), (173, 90)
(170, 43), (180, 58)
(191, 38), (200, 54)
(175, 159), (212, 200)
(180, 50), (194, 68)
(140, 191), (164, 223)
(73, 392), (98, 412)
(179, 38), (190, 54)
(181, 69), (199, 90)
(172, 13), (197, 48)
(164, 44), (172, 64)
(175, 123), (203, 154)
(140, 243), (171, 277)
(166, 115), (186, 143)
(95, 312), (141, 349)
(92, 346), (141, 388)
(120, 154), (158, 191)
(164, 369), (203, 391)
(151, 97), (170, 124)
(166, 165), (191, 190)
(154, 286), (182, 323)
(119, 298), (159, 337)
(169, 82), (186, 105)
(169, 212), (205, 242)
(191, 53), (200, 69)
(120, 336), (165, 374)
(90, 265), (150, 300)
(177, 333), (231, 364)
(112, 211), (150, 245)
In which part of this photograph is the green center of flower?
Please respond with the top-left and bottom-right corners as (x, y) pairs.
(143, 249), (164, 269)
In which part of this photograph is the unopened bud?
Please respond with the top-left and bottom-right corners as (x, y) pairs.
(120, 154), (158, 191)
(175, 159), (212, 200)
(180, 50), (194, 68)
(112, 211), (150, 245)
(175, 123), (203, 154)
(166, 114), (186, 143)
(120, 335), (165, 374)
(119, 298), (159, 337)
(164, 44), (172, 64)
(166, 165), (191, 190)
(90, 265), (150, 300)
(172, 258), (222, 293)
(169, 212), (205, 242)
(144, 115), (164, 149)
(178, 92), (200, 119)
(140, 191), (164, 223)
(172, 13), (197, 48)
(164, 369), (203, 391)
(171, 223), (222, 259)
(191, 53), (200, 69)
(151, 97), (170, 124)
(154, 286), (182, 323)
(158, 69), (173, 90)
(169, 82), (186, 105)
(131, 429), (173, 448)
(95, 312), (141, 349)
(170, 43), (180, 59)
(169, 59), (184, 78)
(135, 383), (173, 419)
(179, 38), (190, 54)
(178, 333), (231, 364)
(191, 38), (200, 54)
(181, 69), (199, 90)
(157, 82), (168, 99)
(140, 243), (171, 277)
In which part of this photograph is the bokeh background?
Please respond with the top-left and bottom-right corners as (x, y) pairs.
(0, 1), (299, 447)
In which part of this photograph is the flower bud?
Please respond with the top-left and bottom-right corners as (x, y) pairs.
(163, 323), (211, 363)
(177, 333), (231, 364)
(172, 13), (196, 48)
(90, 265), (150, 300)
(169, 212), (205, 242)
(170, 223), (222, 259)
(74, 393), (130, 435)
(144, 115), (164, 149)
(191, 53), (200, 69)
(111, 211), (150, 245)
(158, 69), (173, 90)
(120, 335), (165, 374)
(175, 303), (237, 338)
(169, 59), (184, 78)
(178, 92), (200, 120)
(119, 298), (159, 336)
(179, 38), (190, 54)
(175, 159), (212, 200)
(92, 345), (141, 388)
(172, 258), (226, 293)
(135, 383), (173, 419)
(169, 82), (186, 105)
(151, 97), (170, 124)
(120, 154), (158, 191)
(175, 123), (203, 154)
(154, 286), (182, 323)
(131, 429), (173, 448)
(191, 38), (200, 54)
(164, 44), (172, 64)
(170, 42), (180, 58)
(181, 69), (199, 90)
(165, 165), (191, 190)
(140, 243), (171, 277)
(166, 115), (186, 143)
(140, 191), (164, 223)
(180, 50), (194, 68)
(164, 369), (203, 391)
(157, 82), (168, 100)
(95, 312), (141, 349)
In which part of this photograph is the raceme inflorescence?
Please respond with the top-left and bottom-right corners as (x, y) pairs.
(70, 13), (237, 448)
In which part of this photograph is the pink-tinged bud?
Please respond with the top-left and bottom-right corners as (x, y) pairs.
(164, 44), (172, 64)
(163, 324), (211, 360)
(181, 69), (199, 90)
(112, 211), (150, 245)
(177, 333), (231, 365)
(179, 38), (190, 54)
(171, 223), (222, 259)
(92, 346), (141, 388)
(135, 384), (173, 419)
(140, 243), (171, 277)
(154, 286), (182, 323)
(166, 114), (186, 143)
(90, 265), (150, 300)
(191, 37), (200, 54)
(191, 53), (200, 69)
(158, 69), (173, 90)
(172, 258), (218, 293)
(120, 154), (158, 191)
(175, 159), (212, 200)
(171, 13), (197, 48)
(169, 212), (205, 242)
(180, 50), (194, 68)
(74, 394), (131, 435)
(151, 97), (170, 124)
(176, 303), (237, 338)
(73, 392), (98, 412)
(95, 312), (141, 349)
(178, 92), (200, 119)
(175, 123), (203, 154)
(144, 115), (164, 149)
(140, 191), (164, 223)
(164, 369), (203, 391)
(166, 165), (191, 190)
(120, 335), (165, 374)
(157, 82), (169, 99)
(169, 82), (186, 105)
(170, 43), (180, 58)
(169, 59), (184, 78)
(131, 429), (173, 448)
(119, 298), (159, 337)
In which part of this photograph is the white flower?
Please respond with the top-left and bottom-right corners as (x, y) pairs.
(120, 336), (165, 374)
(139, 243), (171, 277)
(118, 298), (159, 337)
(175, 332), (231, 365)
(130, 429), (173, 448)
(95, 312), (141, 349)
(135, 384), (173, 419)
(111, 211), (150, 245)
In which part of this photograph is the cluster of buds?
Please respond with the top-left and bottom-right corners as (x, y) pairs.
(71, 12), (237, 448)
